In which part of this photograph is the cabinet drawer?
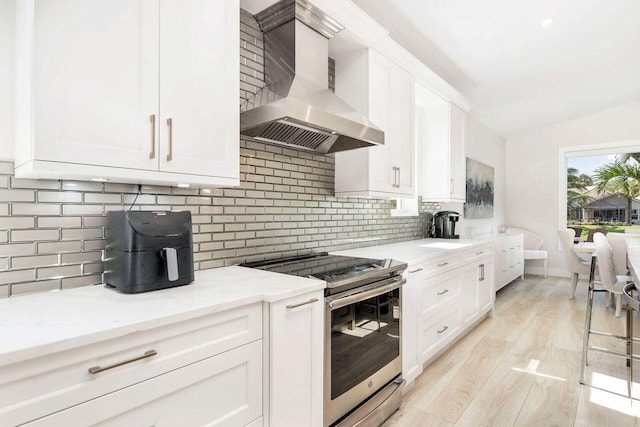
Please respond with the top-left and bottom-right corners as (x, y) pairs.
(415, 253), (462, 278)
(463, 244), (493, 262)
(419, 269), (461, 313)
(420, 303), (461, 362)
(1, 303), (262, 426)
(25, 340), (263, 427)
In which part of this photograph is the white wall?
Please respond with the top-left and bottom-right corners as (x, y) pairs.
(441, 114), (506, 237)
(0, 0), (14, 160)
(505, 101), (640, 277)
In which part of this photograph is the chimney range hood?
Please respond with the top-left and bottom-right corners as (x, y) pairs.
(240, 0), (384, 154)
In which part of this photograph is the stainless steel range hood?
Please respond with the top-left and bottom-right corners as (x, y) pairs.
(240, 0), (384, 154)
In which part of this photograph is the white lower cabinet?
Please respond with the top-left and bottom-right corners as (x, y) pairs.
(415, 245), (495, 367)
(402, 265), (423, 386)
(495, 233), (524, 291)
(25, 341), (263, 427)
(266, 290), (323, 427)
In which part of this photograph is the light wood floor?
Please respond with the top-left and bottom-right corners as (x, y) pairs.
(383, 275), (640, 427)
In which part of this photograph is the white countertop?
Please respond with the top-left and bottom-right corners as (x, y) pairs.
(332, 236), (505, 264)
(0, 266), (325, 366)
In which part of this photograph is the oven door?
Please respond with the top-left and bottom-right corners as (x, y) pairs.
(324, 276), (404, 426)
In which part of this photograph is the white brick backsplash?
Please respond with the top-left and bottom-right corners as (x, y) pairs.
(38, 216), (83, 228)
(37, 191), (82, 203)
(0, 11), (422, 298)
(11, 279), (60, 295)
(12, 255), (59, 269)
(11, 203), (61, 216)
(12, 229), (60, 242)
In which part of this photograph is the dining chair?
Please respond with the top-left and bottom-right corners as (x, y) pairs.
(506, 227), (547, 279)
(580, 254), (634, 395)
(568, 226), (584, 243)
(558, 228), (592, 299)
(593, 232), (632, 317)
(586, 228), (608, 242)
(605, 232), (630, 276)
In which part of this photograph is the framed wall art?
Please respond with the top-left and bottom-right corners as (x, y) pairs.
(464, 158), (494, 219)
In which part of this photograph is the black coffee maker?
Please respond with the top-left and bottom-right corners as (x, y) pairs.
(432, 211), (460, 239)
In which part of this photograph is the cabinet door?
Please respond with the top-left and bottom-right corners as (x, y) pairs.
(159, 0), (239, 180)
(449, 104), (466, 201)
(367, 51), (395, 194)
(25, 341), (262, 427)
(403, 266), (423, 386)
(30, 0), (158, 171)
(460, 263), (479, 325)
(368, 51), (414, 197)
(269, 291), (323, 427)
(478, 259), (494, 313)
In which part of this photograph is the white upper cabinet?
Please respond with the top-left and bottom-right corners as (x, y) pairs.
(14, 0), (239, 188)
(415, 81), (466, 202)
(334, 48), (415, 198)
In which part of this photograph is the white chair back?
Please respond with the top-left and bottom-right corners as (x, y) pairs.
(605, 232), (628, 275)
(558, 229), (589, 271)
(593, 232), (618, 292)
(506, 227), (543, 250)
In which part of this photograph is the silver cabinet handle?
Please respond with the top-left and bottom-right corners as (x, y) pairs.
(476, 251), (484, 255)
(166, 118), (173, 161)
(437, 262), (449, 267)
(88, 350), (157, 374)
(396, 167), (400, 187)
(437, 289), (449, 296)
(408, 268), (423, 274)
(480, 263), (485, 281)
(286, 298), (319, 309)
(437, 325), (448, 334)
(450, 178), (454, 194)
(149, 114), (156, 159)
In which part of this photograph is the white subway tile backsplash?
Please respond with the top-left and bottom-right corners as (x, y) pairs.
(11, 255), (59, 269)
(1, 216), (36, 229)
(11, 279), (60, 295)
(38, 216), (83, 228)
(11, 177), (59, 190)
(37, 241), (83, 254)
(83, 193), (122, 204)
(12, 229), (60, 242)
(11, 203), (61, 216)
(0, 189), (35, 202)
(63, 204), (104, 215)
(37, 191), (82, 203)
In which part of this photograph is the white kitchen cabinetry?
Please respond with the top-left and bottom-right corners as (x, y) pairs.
(416, 81), (466, 202)
(334, 48), (415, 198)
(461, 245), (494, 327)
(266, 290), (323, 427)
(1, 304), (263, 427)
(416, 245), (494, 366)
(403, 265), (424, 386)
(14, 0), (239, 188)
(495, 234), (524, 291)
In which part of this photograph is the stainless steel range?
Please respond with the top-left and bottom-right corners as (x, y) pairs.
(241, 252), (407, 427)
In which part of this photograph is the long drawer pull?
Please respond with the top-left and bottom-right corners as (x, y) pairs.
(437, 326), (449, 334)
(286, 298), (319, 309)
(166, 118), (173, 161)
(88, 350), (157, 374)
(408, 268), (423, 274)
(149, 114), (156, 159)
(437, 289), (449, 296)
(437, 262), (449, 267)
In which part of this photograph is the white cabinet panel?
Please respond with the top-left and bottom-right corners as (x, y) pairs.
(268, 290), (323, 427)
(334, 48), (414, 198)
(416, 81), (466, 202)
(495, 234), (524, 291)
(25, 341), (263, 427)
(14, 0), (239, 188)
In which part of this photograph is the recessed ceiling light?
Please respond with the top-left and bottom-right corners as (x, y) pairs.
(176, 183), (191, 188)
(540, 18), (554, 27)
(90, 177), (109, 182)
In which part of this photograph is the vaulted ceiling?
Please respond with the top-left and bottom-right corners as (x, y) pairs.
(352, 0), (640, 137)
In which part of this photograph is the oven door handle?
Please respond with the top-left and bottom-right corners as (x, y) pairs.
(328, 277), (406, 310)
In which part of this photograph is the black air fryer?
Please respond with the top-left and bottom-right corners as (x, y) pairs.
(104, 211), (194, 294)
